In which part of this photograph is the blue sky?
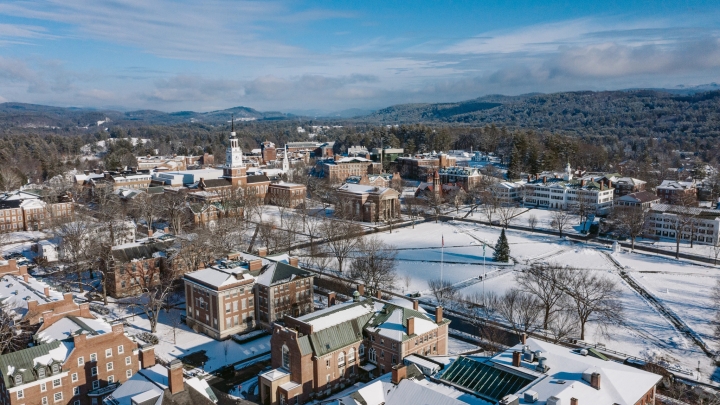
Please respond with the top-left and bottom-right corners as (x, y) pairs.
(0, 0), (719, 113)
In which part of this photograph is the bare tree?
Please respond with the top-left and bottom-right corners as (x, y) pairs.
(572, 191), (595, 232)
(465, 291), (505, 355)
(427, 278), (459, 307)
(129, 256), (182, 334)
(496, 204), (520, 229)
(130, 192), (161, 234)
(713, 244), (720, 266)
(489, 288), (543, 336)
(564, 270), (624, 340)
(54, 212), (96, 293)
(550, 207), (573, 238)
(479, 190), (500, 225)
(404, 195), (421, 229)
(527, 214), (538, 232)
(0, 303), (33, 354)
(349, 236), (398, 296)
(669, 194), (699, 259)
(448, 188), (467, 214)
(403, 274), (412, 292)
(516, 264), (569, 330)
(159, 191), (190, 235)
(545, 307), (579, 344)
(611, 205), (650, 251)
(423, 191), (445, 223)
(0, 167), (22, 194)
(319, 219), (362, 274)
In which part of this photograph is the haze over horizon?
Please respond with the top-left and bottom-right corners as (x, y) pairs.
(1, 0), (720, 114)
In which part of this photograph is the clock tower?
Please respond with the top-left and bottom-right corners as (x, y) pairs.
(223, 115), (247, 186)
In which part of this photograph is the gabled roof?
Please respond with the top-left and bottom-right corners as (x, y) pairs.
(307, 313), (371, 356)
(247, 174), (270, 184)
(365, 304), (444, 342)
(255, 262), (310, 287)
(112, 241), (172, 262)
(618, 191), (659, 203)
(0, 340), (70, 387)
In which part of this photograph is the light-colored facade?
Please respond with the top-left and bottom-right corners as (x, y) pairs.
(644, 204), (720, 246)
(524, 165), (615, 214)
(334, 183), (400, 222)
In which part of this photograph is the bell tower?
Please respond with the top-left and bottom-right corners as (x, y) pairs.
(223, 115), (247, 186)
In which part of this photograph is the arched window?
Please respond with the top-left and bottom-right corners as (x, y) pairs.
(282, 345), (290, 369)
(347, 348), (355, 363)
(338, 352), (345, 367)
(358, 344), (365, 357)
(368, 348), (376, 363)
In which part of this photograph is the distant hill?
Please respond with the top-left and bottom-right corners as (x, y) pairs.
(0, 103), (296, 130)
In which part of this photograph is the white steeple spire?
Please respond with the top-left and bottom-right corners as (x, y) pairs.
(563, 162), (573, 181)
(282, 145), (289, 173)
(226, 114), (243, 168)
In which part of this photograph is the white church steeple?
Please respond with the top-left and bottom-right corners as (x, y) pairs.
(563, 162), (573, 181)
(282, 145), (289, 173)
(226, 114), (243, 168)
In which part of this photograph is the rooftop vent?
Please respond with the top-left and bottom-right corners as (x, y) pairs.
(523, 391), (538, 403)
(547, 396), (562, 405)
(535, 357), (549, 373)
(499, 395), (519, 405)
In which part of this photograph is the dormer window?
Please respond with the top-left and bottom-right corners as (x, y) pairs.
(37, 367), (46, 379)
(14, 374), (22, 385)
(51, 363), (60, 374)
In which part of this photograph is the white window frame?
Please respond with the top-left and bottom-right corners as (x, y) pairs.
(118, 345), (124, 354)
(53, 392), (63, 403)
(52, 379), (61, 388)
(17, 389), (24, 399)
(42, 396), (48, 405)
(91, 367), (98, 376)
(126, 370), (132, 378)
(71, 373), (78, 382)
(92, 380), (100, 390)
(90, 353), (97, 362)
(125, 356), (131, 365)
(105, 348), (112, 358)
(73, 386), (80, 396)
(77, 357), (84, 366)
(41, 382), (47, 392)
(107, 362), (113, 371)
(108, 375), (114, 384)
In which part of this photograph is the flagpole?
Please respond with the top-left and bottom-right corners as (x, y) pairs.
(441, 235), (444, 285)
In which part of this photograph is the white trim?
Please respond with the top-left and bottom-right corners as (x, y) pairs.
(6, 372), (69, 393)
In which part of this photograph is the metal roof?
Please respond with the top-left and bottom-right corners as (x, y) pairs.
(0, 340), (64, 387)
(439, 356), (533, 402)
(307, 312), (373, 357)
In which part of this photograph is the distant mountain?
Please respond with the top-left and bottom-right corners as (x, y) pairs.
(0, 103), (297, 130)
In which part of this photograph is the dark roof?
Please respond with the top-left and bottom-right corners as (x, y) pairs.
(308, 312), (373, 356)
(0, 340), (64, 387)
(439, 356), (533, 402)
(247, 174), (270, 184)
(259, 262), (311, 286)
(0, 200), (21, 209)
(623, 191), (660, 203)
(112, 241), (172, 262)
(201, 179), (232, 188)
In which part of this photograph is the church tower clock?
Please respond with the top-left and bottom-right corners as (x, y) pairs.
(223, 115), (247, 186)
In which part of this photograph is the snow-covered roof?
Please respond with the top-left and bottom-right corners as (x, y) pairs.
(36, 316), (113, 343)
(332, 375), (483, 405)
(337, 183), (393, 195)
(260, 368), (290, 382)
(365, 306), (438, 341)
(296, 301), (374, 332)
(184, 268), (253, 289)
(0, 274), (64, 318)
(488, 338), (662, 404)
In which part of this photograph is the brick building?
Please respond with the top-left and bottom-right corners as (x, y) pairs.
(103, 241), (173, 298)
(266, 182), (306, 209)
(183, 254), (266, 340)
(315, 157), (382, 183)
(0, 315), (147, 405)
(656, 180), (697, 205)
(0, 196), (73, 233)
(255, 258), (314, 329)
(614, 191), (660, 209)
(394, 153), (456, 180)
(612, 177), (647, 197)
(260, 295), (449, 405)
(261, 141), (277, 164)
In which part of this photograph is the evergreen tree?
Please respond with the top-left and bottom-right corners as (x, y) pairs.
(506, 146), (521, 180)
(493, 229), (510, 262)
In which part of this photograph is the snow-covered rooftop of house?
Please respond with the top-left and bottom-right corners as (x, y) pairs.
(337, 183), (391, 194)
(184, 268), (253, 289)
(106, 365), (168, 405)
(333, 376), (487, 405)
(260, 368), (289, 382)
(33, 341), (74, 368)
(387, 297), (426, 313)
(489, 338), (662, 404)
(0, 274), (63, 317)
(366, 307), (437, 341)
(36, 316), (113, 343)
(296, 301), (374, 332)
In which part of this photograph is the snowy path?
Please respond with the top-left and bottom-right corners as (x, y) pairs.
(601, 251), (715, 358)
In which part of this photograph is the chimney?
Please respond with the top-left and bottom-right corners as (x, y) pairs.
(512, 351), (522, 367)
(168, 360), (184, 395)
(148, 229), (153, 237)
(608, 180), (613, 188)
(289, 256), (299, 267)
(391, 364), (407, 385)
(22, 274), (29, 283)
(357, 284), (365, 296)
(327, 292), (336, 307)
(248, 259), (262, 271)
(521, 333), (527, 345)
(542, 176), (547, 184)
(375, 290), (382, 299)
(601, 183), (605, 191)
(407, 317), (415, 336)
(590, 372), (601, 390)
(27, 300), (38, 311)
(164, 227), (169, 234)
(435, 306), (443, 324)
(44, 287), (50, 297)
(140, 345), (156, 369)
(412, 299), (419, 311)
(580, 179), (586, 187)
(571, 398), (579, 405)
(63, 293), (74, 302)
(334, 154), (341, 162)
(73, 332), (87, 349)
(257, 247), (268, 257)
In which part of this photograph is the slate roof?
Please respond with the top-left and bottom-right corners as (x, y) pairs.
(307, 312), (373, 356)
(256, 262), (311, 286)
(619, 191), (659, 203)
(0, 200), (21, 210)
(0, 340), (65, 387)
(112, 241), (172, 262)
(247, 174), (270, 184)
(200, 179), (232, 188)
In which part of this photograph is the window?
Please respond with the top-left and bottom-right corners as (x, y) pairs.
(107, 362), (113, 371)
(17, 389), (24, 399)
(108, 376), (114, 384)
(70, 373), (77, 383)
(125, 356), (131, 365)
(52, 379), (61, 388)
(358, 344), (365, 357)
(282, 345), (291, 369)
(225, 303), (231, 313)
(348, 348), (355, 363)
(42, 397), (48, 405)
(14, 374), (22, 385)
(73, 387), (80, 396)
(369, 348), (376, 363)
(92, 380), (100, 389)
(233, 301), (238, 312)
(91, 367), (98, 376)
(126, 370), (132, 378)
(53, 393), (62, 403)
(90, 353), (97, 362)
(78, 357), (84, 366)
(338, 352), (345, 367)
(38, 368), (46, 379)
(118, 345), (124, 354)
(106, 348), (112, 358)
(74, 401), (81, 405)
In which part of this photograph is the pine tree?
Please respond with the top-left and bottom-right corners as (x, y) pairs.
(493, 229), (510, 262)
